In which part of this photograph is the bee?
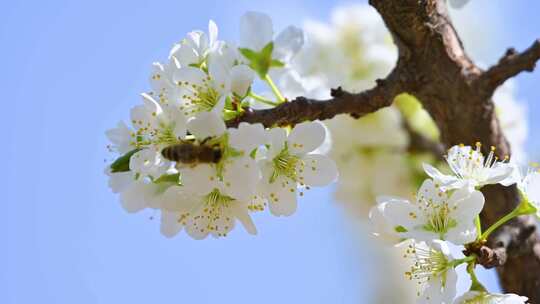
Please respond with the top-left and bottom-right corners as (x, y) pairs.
(161, 139), (222, 165)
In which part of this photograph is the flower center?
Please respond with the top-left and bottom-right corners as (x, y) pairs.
(421, 200), (457, 238)
(447, 143), (508, 183)
(271, 145), (300, 183)
(154, 126), (179, 146)
(178, 77), (221, 115)
(203, 188), (234, 208)
(404, 243), (451, 297)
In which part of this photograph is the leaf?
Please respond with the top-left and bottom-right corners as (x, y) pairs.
(110, 148), (142, 173)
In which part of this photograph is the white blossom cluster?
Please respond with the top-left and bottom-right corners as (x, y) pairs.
(104, 6), (536, 303)
(106, 12), (338, 239)
(370, 143), (539, 303)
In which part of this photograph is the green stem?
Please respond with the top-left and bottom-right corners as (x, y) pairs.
(474, 215), (482, 238)
(466, 262), (487, 292)
(451, 255), (476, 267)
(249, 92), (279, 107)
(480, 197), (537, 241)
(264, 74), (285, 103)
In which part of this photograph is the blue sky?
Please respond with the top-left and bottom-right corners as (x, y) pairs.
(2, 1), (539, 303)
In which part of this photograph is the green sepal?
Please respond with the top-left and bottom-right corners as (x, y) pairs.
(394, 225), (408, 233)
(110, 148), (142, 173)
(223, 109), (241, 121)
(239, 42), (281, 79)
(249, 148), (258, 159)
(516, 195), (538, 216)
(153, 173), (181, 185)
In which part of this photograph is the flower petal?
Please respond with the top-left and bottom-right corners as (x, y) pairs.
(228, 122), (267, 153)
(239, 11), (273, 51)
(187, 111), (226, 140)
(297, 154), (338, 187)
(129, 148), (167, 177)
(368, 202), (398, 239)
(106, 121), (133, 154)
(417, 178), (449, 206)
(446, 221), (477, 245)
(231, 203), (257, 235)
(172, 66), (206, 88)
(380, 198), (421, 232)
(273, 26), (304, 62)
(180, 164), (218, 195)
(451, 188), (485, 221)
(106, 170), (134, 193)
(119, 181), (152, 213)
(287, 121), (326, 155)
(523, 171), (540, 204)
(267, 127), (287, 158)
(222, 157), (260, 201)
(170, 43), (199, 67)
(209, 206), (235, 238)
(483, 163), (514, 186)
(422, 163), (458, 188)
(208, 20), (218, 48)
(185, 208), (211, 240)
(160, 210), (183, 238)
(159, 185), (199, 212)
(260, 164), (297, 216)
(230, 65), (254, 97)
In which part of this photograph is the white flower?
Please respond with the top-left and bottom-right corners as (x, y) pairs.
(160, 165), (258, 239)
(105, 168), (174, 213)
(169, 20), (219, 67)
(171, 42), (254, 117)
(130, 93), (187, 143)
(106, 121), (135, 154)
(239, 11), (304, 64)
(172, 65), (227, 116)
(129, 147), (169, 178)
(148, 61), (178, 106)
(501, 165), (540, 218)
(293, 4), (396, 92)
(258, 121), (338, 216)
(208, 42), (255, 97)
(398, 239), (458, 304)
(375, 179), (484, 244)
(125, 93), (187, 179)
(454, 291), (528, 304)
(228, 122), (267, 153)
(423, 144), (513, 190)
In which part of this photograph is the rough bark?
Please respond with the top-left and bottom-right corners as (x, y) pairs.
(225, 0), (540, 300)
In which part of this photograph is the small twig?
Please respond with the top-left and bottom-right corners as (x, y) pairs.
(477, 39), (540, 97)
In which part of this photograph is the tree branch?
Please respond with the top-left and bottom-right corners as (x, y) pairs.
(224, 1), (540, 300)
(477, 39), (540, 97)
(226, 67), (406, 128)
